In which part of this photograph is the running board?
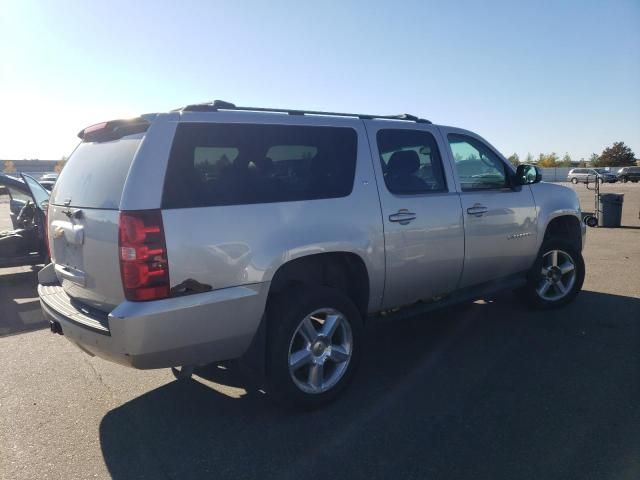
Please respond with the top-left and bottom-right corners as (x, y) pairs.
(370, 273), (527, 323)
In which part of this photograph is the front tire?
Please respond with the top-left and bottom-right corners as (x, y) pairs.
(520, 238), (585, 309)
(266, 286), (362, 409)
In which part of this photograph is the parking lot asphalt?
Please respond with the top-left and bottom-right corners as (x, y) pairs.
(0, 184), (639, 480)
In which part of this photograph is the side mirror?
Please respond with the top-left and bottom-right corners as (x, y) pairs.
(515, 164), (542, 185)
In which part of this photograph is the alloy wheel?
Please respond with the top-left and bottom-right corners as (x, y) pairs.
(287, 308), (353, 394)
(536, 249), (577, 301)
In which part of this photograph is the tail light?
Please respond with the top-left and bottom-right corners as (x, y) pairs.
(118, 210), (170, 301)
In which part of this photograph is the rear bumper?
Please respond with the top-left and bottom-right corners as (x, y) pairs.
(38, 280), (269, 369)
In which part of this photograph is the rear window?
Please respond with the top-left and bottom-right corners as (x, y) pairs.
(52, 133), (143, 208)
(162, 123), (357, 209)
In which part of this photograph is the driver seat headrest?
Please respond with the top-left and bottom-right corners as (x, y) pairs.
(387, 150), (420, 176)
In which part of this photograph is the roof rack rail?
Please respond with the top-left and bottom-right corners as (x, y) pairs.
(176, 100), (432, 124)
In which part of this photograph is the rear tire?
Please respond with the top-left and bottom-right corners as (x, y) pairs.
(571, 178), (578, 184)
(519, 238), (585, 309)
(266, 286), (362, 409)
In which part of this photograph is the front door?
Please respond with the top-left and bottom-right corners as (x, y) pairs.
(0, 174), (49, 267)
(366, 124), (464, 309)
(443, 129), (538, 288)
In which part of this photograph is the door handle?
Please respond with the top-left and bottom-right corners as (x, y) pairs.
(466, 204), (488, 216)
(389, 209), (416, 225)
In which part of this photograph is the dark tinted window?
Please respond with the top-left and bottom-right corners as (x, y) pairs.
(162, 123), (357, 208)
(376, 129), (447, 194)
(448, 134), (508, 191)
(52, 133), (143, 208)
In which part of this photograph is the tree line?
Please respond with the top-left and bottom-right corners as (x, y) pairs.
(507, 141), (637, 168)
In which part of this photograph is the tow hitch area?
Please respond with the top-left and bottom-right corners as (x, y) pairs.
(49, 321), (63, 335)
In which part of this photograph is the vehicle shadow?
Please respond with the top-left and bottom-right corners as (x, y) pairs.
(0, 266), (47, 337)
(99, 291), (640, 480)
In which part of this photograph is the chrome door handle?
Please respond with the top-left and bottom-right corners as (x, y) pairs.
(388, 209), (416, 225)
(466, 204), (488, 216)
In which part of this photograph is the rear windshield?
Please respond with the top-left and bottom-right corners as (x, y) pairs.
(162, 123), (357, 209)
(52, 133), (143, 208)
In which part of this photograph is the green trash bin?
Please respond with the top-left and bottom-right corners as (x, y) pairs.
(598, 193), (624, 227)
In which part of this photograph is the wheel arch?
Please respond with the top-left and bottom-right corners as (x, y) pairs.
(267, 252), (371, 318)
(542, 214), (583, 251)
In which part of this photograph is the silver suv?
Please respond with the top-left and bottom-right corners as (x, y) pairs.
(39, 101), (586, 408)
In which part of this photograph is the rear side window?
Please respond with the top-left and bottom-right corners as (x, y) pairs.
(162, 123), (357, 208)
(52, 133), (143, 208)
(376, 129), (447, 194)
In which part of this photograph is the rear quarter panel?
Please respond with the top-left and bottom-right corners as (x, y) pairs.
(160, 114), (386, 313)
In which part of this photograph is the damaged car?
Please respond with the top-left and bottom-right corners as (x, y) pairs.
(0, 173), (50, 268)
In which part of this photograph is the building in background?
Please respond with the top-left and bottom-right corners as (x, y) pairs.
(1, 160), (58, 178)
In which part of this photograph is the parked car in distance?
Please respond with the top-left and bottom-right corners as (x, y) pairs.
(38, 101), (586, 409)
(40, 173), (59, 182)
(39, 180), (56, 191)
(567, 168), (617, 184)
(0, 173), (50, 268)
(616, 166), (640, 183)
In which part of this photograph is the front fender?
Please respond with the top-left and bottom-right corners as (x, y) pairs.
(530, 183), (586, 251)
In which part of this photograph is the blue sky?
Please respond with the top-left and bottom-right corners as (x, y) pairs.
(1, 0), (639, 161)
